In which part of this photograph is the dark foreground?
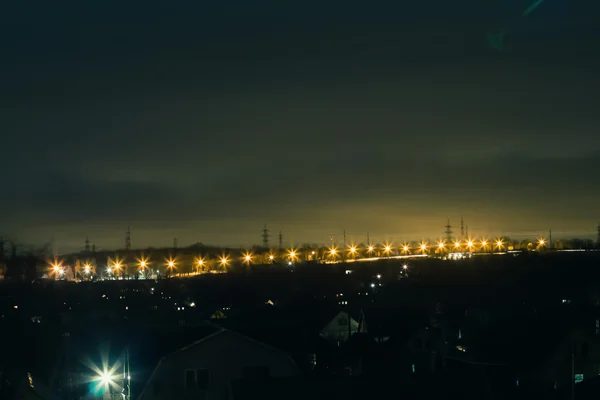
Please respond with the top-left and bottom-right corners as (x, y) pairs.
(2, 251), (600, 399)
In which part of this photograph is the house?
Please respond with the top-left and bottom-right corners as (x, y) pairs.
(138, 327), (302, 400)
(461, 313), (600, 395)
(528, 322), (600, 391)
(319, 311), (360, 344)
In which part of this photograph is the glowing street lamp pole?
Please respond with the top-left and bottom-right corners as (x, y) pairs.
(196, 257), (205, 273)
(367, 245), (375, 257)
(537, 238), (546, 250)
(348, 245), (357, 260)
(481, 239), (488, 253)
(495, 239), (504, 252)
(437, 241), (445, 258)
(84, 263), (92, 277)
(165, 258), (176, 277)
(328, 247), (337, 261)
(243, 252), (253, 272)
(382, 242), (392, 257)
(219, 254), (229, 270)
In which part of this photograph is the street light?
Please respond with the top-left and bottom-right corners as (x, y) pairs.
(349, 245), (357, 258)
(220, 255), (229, 268)
(367, 245), (375, 255)
(165, 257), (176, 274)
(137, 256), (149, 272)
(495, 239), (504, 251)
(383, 243), (392, 255)
(537, 238), (546, 249)
(328, 247), (337, 258)
(50, 258), (63, 278)
(243, 252), (253, 265)
(99, 371), (113, 385)
(195, 257), (205, 272)
(89, 364), (120, 397)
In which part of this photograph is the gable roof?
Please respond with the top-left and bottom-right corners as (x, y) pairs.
(137, 322), (301, 400)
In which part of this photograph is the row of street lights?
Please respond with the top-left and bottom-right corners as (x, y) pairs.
(49, 237), (547, 278)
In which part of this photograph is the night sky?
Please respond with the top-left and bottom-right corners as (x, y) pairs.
(2, 1), (599, 252)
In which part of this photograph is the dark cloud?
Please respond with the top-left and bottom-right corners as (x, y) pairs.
(1, 1), (599, 251)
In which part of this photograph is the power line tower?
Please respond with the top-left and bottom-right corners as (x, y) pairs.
(460, 216), (464, 239)
(343, 229), (347, 262)
(125, 227), (131, 251)
(596, 222), (600, 249)
(84, 236), (90, 253)
(262, 224), (270, 248)
(173, 237), (178, 249)
(445, 219), (453, 243)
(277, 231), (283, 259)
